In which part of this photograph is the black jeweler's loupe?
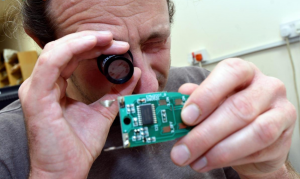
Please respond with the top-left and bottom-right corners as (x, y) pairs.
(97, 51), (134, 84)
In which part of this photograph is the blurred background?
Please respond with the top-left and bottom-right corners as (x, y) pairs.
(0, 0), (300, 172)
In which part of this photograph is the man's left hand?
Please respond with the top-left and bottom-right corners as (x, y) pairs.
(171, 58), (297, 178)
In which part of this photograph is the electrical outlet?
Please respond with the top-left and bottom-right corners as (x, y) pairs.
(280, 19), (300, 38)
(194, 49), (210, 62)
(188, 48), (210, 65)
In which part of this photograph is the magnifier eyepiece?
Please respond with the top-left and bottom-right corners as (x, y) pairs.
(97, 51), (134, 84)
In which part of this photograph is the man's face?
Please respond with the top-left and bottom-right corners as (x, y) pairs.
(49, 0), (171, 103)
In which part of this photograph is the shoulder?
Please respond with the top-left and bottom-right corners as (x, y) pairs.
(0, 99), (23, 119)
(0, 100), (30, 179)
(0, 100), (25, 137)
(164, 66), (210, 92)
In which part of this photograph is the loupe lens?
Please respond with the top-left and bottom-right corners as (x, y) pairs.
(97, 51), (134, 84)
(108, 60), (130, 79)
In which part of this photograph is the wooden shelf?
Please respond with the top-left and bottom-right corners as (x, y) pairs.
(8, 53), (18, 65)
(0, 50), (38, 88)
(11, 64), (21, 75)
(0, 75), (8, 82)
(0, 64), (5, 71)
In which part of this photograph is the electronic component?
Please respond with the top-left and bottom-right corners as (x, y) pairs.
(137, 104), (157, 125)
(117, 92), (192, 148)
(159, 99), (167, 105)
(175, 99), (183, 105)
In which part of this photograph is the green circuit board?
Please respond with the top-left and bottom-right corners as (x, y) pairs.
(118, 92), (192, 148)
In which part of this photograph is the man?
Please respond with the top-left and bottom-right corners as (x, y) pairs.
(0, 0), (299, 178)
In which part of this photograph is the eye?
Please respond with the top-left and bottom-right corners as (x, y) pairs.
(147, 39), (166, 45)
(142, 39), (167, 53)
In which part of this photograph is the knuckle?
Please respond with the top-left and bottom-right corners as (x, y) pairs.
(202, 84), (219, 105)
(190, 127), (212, 151)
(217, 152), (231, 164)
(37, 53), (49, 66)
(212, 146), (231, 164)
(284, 101), (297, 124)
(288, 103), (297, 123)
(44, 41), (55, 50)
(18, 79), (30, 101)
(268, 77), (286, 96)
(18, 86), (24, 100)
(247, 150), (264, 160)
(220, 58), (253, 81)
(38, 53), (60, 70)
(228, 95), (255, 123)
(253, 118), (279, 145)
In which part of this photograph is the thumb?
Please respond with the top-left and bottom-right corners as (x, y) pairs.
(90, 67), (142, 122)
(178, 83), (199, 95)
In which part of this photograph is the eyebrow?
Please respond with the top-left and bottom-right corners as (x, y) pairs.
(113, 30), (170, 44)
(140, 30), (171, 44)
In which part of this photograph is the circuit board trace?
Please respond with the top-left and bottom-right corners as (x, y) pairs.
(118, 92), (192, 148)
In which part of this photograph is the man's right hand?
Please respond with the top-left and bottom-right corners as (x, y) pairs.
(18, 31), (141, 179)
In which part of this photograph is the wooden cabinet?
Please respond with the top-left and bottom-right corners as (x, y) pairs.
(0, 50), (38, 88)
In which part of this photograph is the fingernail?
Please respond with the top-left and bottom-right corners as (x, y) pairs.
(113, 41), (129, 47)
(98, 31), (111, 35)
(82, 35), (96, 41)
(193, 157), (207, 171)
(171, 144), (190, 166)
(181, 104), (201, 124)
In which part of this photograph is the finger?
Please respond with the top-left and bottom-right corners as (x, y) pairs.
(30, 37), (129, 99)
(89, 67), (142, 121)
(171, 75), (286, 166)
(178, 83), (199, 95)
(31, 36), (97, 94)
(229, 126), (293, 168)
(42, 31), (114, 53)
(189, 105), (295, 172)
(60, 40), (130, 79)
(65, 68), (141, 156)
(180, 59), (255, 126)
(55, 77), (68, 100)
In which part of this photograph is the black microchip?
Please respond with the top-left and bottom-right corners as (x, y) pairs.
(140, 104), (154, 125)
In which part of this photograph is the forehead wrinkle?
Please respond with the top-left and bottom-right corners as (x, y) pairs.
(58, 7), (106, 33)
(103, 0), (136, 7)
(52, 0), (83, 24)
(51, 0), (169, 42)
(53, 0), (144, 37)
(103, 5), (146, 19)
(56, 3), (122, 36)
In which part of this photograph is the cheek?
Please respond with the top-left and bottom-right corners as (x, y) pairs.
(131, 47), (170, 94)
(75, 60), (113, 96)
(147, 47), (171, 75)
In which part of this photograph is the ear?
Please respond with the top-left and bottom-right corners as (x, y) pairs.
(24, 28), (44, 48)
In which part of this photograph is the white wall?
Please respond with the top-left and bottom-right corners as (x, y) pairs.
(171, 0), (300, 172)
(0, 30), (42, 53)
(17, 32), (42, 53)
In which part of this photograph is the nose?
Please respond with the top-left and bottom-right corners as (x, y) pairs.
(132, 50), (159, 94)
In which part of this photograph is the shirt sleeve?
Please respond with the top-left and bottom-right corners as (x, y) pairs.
(164, 66), (210, 92)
